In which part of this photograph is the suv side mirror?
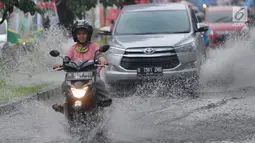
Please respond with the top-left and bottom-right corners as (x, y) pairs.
(196, 23), (209, 32)
(99, 26), (112, 35)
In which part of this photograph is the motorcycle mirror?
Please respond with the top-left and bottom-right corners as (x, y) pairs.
(50, 50), (60, 57)
(99, 45), (110, 52)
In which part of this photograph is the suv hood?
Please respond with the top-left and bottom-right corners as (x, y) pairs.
(111, 34), (192, 48)
(207, 23), (246, 31)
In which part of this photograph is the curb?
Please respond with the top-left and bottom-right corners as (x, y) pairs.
(0, 85), (62, 116)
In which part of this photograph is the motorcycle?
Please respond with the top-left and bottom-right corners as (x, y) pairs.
(49, 44), (110, 126)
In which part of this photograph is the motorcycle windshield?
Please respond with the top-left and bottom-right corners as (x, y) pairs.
(72, 59), (93, 67)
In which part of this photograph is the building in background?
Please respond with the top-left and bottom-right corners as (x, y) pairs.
(99, 0), (149, 27)
(1, 0), (153, 43)
(0, 0), (59, 44)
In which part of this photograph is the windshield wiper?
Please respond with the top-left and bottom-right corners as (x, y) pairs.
(132, 32), (157, 35)
(213, 16), (232, 22)
(131, 31), (189, 34)
(171, 31), (190, 33)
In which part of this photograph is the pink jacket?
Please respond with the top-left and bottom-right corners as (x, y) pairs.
(66, 42), (103, 72)
(66, 42), (100, 61)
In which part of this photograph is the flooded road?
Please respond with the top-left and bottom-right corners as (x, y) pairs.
(2, 23), (255, 143)
(1, 86), (255, 143)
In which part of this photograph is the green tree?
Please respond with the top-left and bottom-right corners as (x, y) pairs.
(0, 0), (44, 24)
(51, 0), (123, 28)
(0, 0), (137, 27)
(124, 0), (137, 5)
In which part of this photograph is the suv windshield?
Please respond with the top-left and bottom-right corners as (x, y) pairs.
(115, 10), (190, 35)
(0, 22), (6, 34)
(206, 11), (233, 23)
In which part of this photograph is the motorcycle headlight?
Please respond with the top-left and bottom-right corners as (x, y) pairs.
(175, 42), (196, 53)
(71, 86), (88, 98)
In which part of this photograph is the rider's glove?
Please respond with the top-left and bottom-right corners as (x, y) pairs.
(53, 64), (62, 69)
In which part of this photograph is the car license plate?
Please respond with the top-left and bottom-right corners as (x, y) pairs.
(66, 72), (93, 80)
(137, 67), (163, 76)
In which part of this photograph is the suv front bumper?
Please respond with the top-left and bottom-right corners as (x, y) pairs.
(104, 66), (198, 84)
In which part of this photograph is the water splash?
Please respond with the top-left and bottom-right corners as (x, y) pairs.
(199, 27), (255, 91)
(2, 26), (74, 83)
(2, 23), (255, 143)
(16, 26), (71, 75)
(0, 25), (73, 101)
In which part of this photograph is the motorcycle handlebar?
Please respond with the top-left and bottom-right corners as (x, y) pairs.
(53, 64), (63, 70)
(52, 67), (63, 72)
(52, 63), (108, 72)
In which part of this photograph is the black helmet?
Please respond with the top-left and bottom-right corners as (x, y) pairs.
(72, 20), (93, 42)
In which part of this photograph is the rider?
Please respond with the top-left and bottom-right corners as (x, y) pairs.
(52, 20), (112, 113)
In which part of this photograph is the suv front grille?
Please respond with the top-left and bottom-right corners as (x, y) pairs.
(120, 47), (179, 70)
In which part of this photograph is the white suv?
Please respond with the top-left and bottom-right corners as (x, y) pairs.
(99, 3), (208, 87)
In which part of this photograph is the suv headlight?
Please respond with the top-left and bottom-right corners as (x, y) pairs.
(175, 42), (196, 53)
(109, 46), (125, 55)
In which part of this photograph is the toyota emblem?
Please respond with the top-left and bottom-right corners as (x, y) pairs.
(143, 48), (155, 54)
